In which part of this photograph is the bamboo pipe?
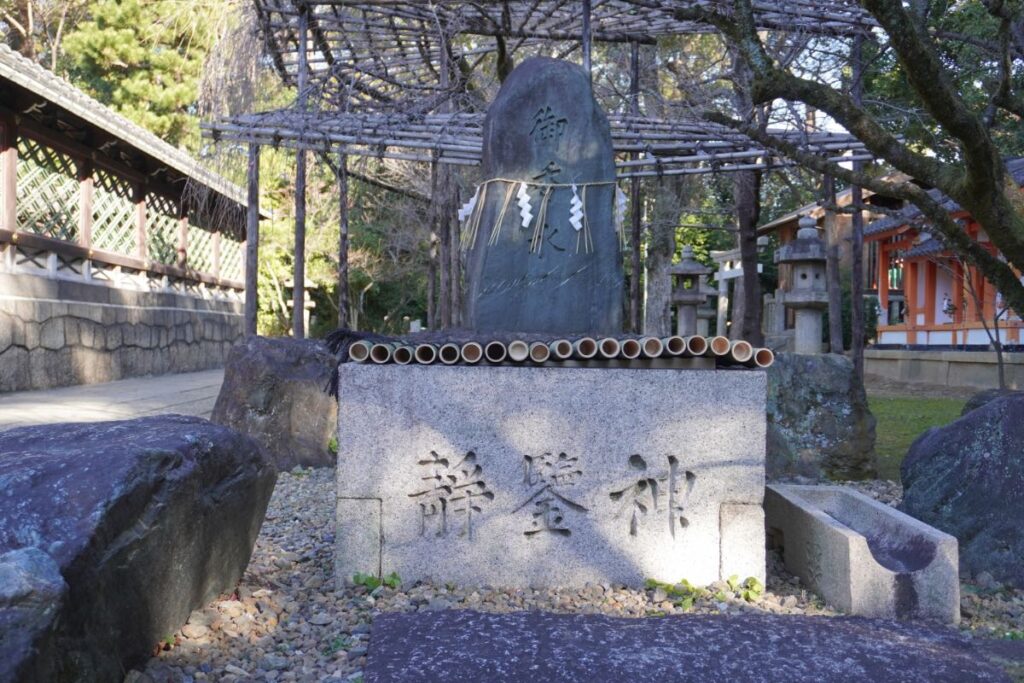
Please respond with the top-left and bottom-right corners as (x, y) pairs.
(529, 342), (551, 363)
(370, 343), (394, 364)
(685, 335), (708, 356)
(439, 343), (461, 365)
(662, 335), (686, 356)
(753, 347), (775, 368)
(728, 340), (754, 365)
(507, 340), (530, 362)
(484, 341), (508, 363)
(349, 340), (372, 363)
(598, 337), (621, 359)
(549, 339), (573, 360)
(640, 336), (664, 358)
(460, 341), (483, 364)
(573, 337), (598, 359)
(620, 338), (642, 359)
(706, 336), (731, 357)
(415, 343), (438, 364)
(393, 345), (414, 365)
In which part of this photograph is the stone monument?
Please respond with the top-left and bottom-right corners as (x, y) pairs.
(462, 57), (623, 335)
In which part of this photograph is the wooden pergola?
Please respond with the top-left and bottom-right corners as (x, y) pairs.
(208, 0), (876, 338)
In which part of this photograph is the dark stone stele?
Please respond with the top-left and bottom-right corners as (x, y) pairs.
(365, 611), (1010, 683)
(901, 393), (1024, 588)
(463, 57), (624, 335)
(0, 415), (276, 682)
(212, 336), (338, 470)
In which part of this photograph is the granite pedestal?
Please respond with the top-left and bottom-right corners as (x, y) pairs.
(336, 364), (766, 588)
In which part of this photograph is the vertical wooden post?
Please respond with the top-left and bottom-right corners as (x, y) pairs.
(293, 4), (309, 339)
(849, 35), (866, 380)
(133, 185), (148, 261)
(176, 201), (188, 269)
(78, 160), (93, 248)
(582, 0), (593, 82)
(628, 40), (642, 333)
(431, 158), (451, 328)
(245, 143), (260, 337)
(338, 154), (350, 329)
(824, 176), (844, 352)
(212, 230), (222, 279)
(1, 120), (17, 232)
(878, 245), (890, 321)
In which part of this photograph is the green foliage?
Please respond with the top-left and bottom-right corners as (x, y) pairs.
(60, 0), (213, 149)
(328, 437), (338, 456)
(1004, 630), (1024, 641)
(322, 636), (352, 655)
(352, 571), (400, 591)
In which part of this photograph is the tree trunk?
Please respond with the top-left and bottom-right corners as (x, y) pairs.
(644, 176), (691, 335)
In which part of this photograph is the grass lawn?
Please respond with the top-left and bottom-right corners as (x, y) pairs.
(868, 395), (968, 481)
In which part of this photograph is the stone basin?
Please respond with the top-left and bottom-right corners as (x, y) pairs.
(765, 484), (959, 623)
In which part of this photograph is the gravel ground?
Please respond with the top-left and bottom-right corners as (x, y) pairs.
(134, 470), (1023, 683)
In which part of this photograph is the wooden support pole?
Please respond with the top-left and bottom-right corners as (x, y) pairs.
(582, 0), (593, 81)
(338, 153), (350, 329)
(293, 4), (309, 339)
(77, 160), (93, 249)
(0, 120), (17, 232)
(245, 143), (260, 337)
(629, 40), (642, 333)
(432, 158), (452, 329)
(850, 35), (866, 381)
(824, 175), (844, 353)
(177, 202), (188, 270)
(133, 185), (148, 261)
(212, 230), (222, 279)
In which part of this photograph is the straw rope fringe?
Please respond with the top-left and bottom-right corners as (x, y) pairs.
(460, 183), (489, 250)
(488, 182), (517, 247)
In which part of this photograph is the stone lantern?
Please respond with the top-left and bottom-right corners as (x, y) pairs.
(777, 215), (828, 354)
(671, 245), (713, 337)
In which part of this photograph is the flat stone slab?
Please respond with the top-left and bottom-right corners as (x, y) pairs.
(365, 611), (1011, 683)
(336, 364), (765, 588)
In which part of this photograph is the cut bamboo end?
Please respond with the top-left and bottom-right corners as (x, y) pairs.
(640, 336), (664, 358)
(393, 345), (414, 365)
(370, 343), (394, 364)
(662, 336), (686, 356)
(461, 342), (483, 364)
(707, 336), (731, 356)
(573, 337), (598, 359)
(754, 347), (775, 368)
(439, 343), (461, 365)
(685, 335), (708, 356)
(507, 340), (530, 362)
(620, 338), (642, 359)
(729, 340), (754, 364)
(529, 342), (551, 363)
(484, 340), (508, 363)
(549, 339), (573, 360)
(414, 343), (438, 364)
(349, 340), (372, 363)
(598, 337), (620, 359)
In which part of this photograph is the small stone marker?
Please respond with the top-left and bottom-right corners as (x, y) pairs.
(462, 57), (624, 334)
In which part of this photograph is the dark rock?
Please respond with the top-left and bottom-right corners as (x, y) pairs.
(766, 353), (877, 480)
(463, 57), (624, 335)
(365, 611), (1010, 683)
(961, 388), (1023, 416)
(212, 336), (338, 469)
(0, 415), (276, 682)
(901, 394), (1024, 588)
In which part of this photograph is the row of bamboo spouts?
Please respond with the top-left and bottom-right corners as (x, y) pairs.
(348, 335), (774, 368)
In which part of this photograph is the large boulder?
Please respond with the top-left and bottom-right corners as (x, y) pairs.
(960, 388), (1023, 416)
(0, 416), (276, 682)
(766, 353), (877, 480)
(901, 394), (1024, 588)
(212, 336), (338, 470)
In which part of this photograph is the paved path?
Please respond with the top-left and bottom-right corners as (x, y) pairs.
(366, 611), (1013, 683)
(0, 370), (223, 430)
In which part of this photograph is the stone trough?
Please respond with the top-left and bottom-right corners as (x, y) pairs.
(765, 484), (959, 623)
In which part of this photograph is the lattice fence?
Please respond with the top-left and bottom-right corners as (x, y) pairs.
(187, 222), (217, 274)
(15, 137), (79, 242)
(92, 169), (137, 256)
(220, 236), (244, 281)
(146, 192), (180, 265)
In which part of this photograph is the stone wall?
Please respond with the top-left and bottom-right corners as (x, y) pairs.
(0, 271), (242, 392)
(865, 349), (1024, 390)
